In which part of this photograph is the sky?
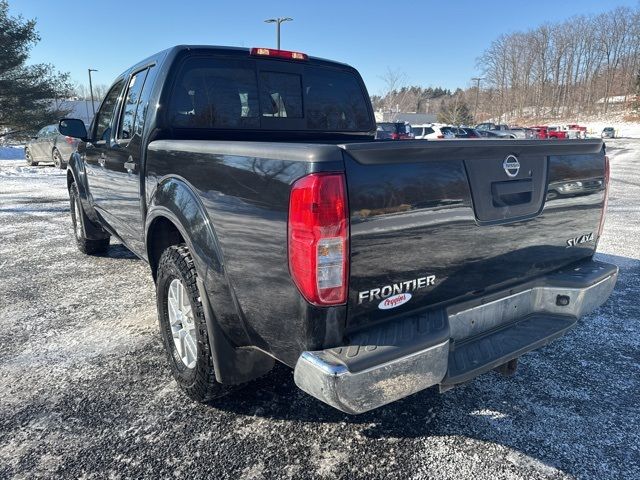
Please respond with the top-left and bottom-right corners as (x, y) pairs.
(10, 0), (640, 95)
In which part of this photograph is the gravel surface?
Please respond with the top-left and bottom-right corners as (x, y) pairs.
(0, 140), (638, 479)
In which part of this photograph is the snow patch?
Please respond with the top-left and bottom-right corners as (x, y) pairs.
(0, 145), (25, 160)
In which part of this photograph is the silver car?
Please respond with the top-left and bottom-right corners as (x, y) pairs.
(601, 127), (615, 139)
(24, 124), (80, 168)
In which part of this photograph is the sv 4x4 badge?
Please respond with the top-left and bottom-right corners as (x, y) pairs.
(567, 232), (594, 247)
(358, 275), (436, 310)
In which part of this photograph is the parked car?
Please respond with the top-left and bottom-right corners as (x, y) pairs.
(509, 127), (536, 139)
(546, 126), (569, 139)
(475, 129), (510, 139)
(601, 127), (616, 139)
(530, 126), (548, 139)
(475, 122), (522, 139)
(411, 124), (450, 139)
(60, 44), (616, 414)
(24, 123), (80, 168)
(565, 124), (588, 139)
(530, 126), (568, 140)
(441, 126), (480, 139)
(375, 122), (413, 140)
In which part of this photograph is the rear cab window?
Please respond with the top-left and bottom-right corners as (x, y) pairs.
(166, 53), (373, 132)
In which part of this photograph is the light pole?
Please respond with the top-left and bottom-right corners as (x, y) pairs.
(471, 77), (484, 122)
(88, 69), (98, 118)
(264, 17), (293, 50)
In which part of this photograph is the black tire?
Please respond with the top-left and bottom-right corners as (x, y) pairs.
(25, 148), (38, 166)
(52, 148), (65, 169)
(156, 244), (231, 402)
(69, 183), (110, 255)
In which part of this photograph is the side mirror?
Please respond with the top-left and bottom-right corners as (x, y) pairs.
(59, 118), (88, 140)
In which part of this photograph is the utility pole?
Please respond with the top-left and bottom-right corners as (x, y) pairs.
(471, 77), (484, 123)
(264, 17), (293, 50)
(88, 69), (98, 119)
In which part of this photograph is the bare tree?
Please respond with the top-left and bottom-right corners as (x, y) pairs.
(477, 5), (640, 122)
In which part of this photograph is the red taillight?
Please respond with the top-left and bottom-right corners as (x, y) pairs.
(250, 47), (308, 61)
(65, 136), (74, 144)
(597, 155), (610, 242)
(391, 133), (399, 140)
(437, 135), (444, 139)
(288, 173), (348, 306)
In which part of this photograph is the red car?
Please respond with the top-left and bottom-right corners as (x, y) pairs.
(530, 126), (568, 139)
(567, 124), (588, 139)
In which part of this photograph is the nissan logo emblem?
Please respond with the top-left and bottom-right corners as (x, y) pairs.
(503, 155), (520, 177)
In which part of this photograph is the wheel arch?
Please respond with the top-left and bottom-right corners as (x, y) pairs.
(146, 176), (274, 384)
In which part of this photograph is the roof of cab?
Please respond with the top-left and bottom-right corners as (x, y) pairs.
(163, 45), (352, 69)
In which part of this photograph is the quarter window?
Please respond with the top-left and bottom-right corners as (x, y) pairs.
(118, 69), (149, 140)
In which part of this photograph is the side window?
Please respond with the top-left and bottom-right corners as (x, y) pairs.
(94, 80), (125, 142)
(117, 69), (149, 140)
(37, 126), (48, 137)
(259, 71), (303, 118)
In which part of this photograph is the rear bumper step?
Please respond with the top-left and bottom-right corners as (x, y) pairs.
(294, 259), (618, 414)
(443, 313), (575, 386)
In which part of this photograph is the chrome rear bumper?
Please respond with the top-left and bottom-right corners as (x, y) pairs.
(293, 260), (618, 414)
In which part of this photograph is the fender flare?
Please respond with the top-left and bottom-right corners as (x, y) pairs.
(146, 176), (274, 384)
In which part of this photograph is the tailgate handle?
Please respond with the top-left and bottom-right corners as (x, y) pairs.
(491, 179), (533, 207)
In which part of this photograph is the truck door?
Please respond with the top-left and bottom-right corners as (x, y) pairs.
(83, 78), (126, 226)
(98, 66), (155, 255)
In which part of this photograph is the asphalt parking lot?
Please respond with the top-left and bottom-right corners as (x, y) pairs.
(0, 139), (638, 479)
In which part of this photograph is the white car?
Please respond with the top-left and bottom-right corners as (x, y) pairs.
(411, 124), (453, 140)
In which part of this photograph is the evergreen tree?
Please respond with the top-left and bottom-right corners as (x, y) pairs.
(0, 0), (72, 138)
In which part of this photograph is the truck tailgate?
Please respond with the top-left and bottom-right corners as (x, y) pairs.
(341, 139), (606, 331)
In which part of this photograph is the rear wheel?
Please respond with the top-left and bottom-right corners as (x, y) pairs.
(52, 148), (65, 169)
(25, 148), (38, 166)
(69, 183), (110, 255)
(156, 244), (231, 402)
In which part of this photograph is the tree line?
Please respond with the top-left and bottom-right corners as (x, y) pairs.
(373, 5), (640, 125)
(478, 5), (640, 121)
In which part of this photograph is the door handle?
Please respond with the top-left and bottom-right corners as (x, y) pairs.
(124, 161), (136, 172)
(98, 153), (106, 167)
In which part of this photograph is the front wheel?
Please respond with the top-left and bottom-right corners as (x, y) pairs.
(52, 148), (65, 169)
(69, 183), (110, 255)
(156, 244), (231, 402)
(25, 148), (38, 166)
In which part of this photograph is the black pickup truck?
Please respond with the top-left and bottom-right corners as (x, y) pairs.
(59, 45), (617, 414)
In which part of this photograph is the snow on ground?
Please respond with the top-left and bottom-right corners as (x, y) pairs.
(0, 145), (25, 160)
(582, 120), (640, 139)
(0, 139), (638, 479)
